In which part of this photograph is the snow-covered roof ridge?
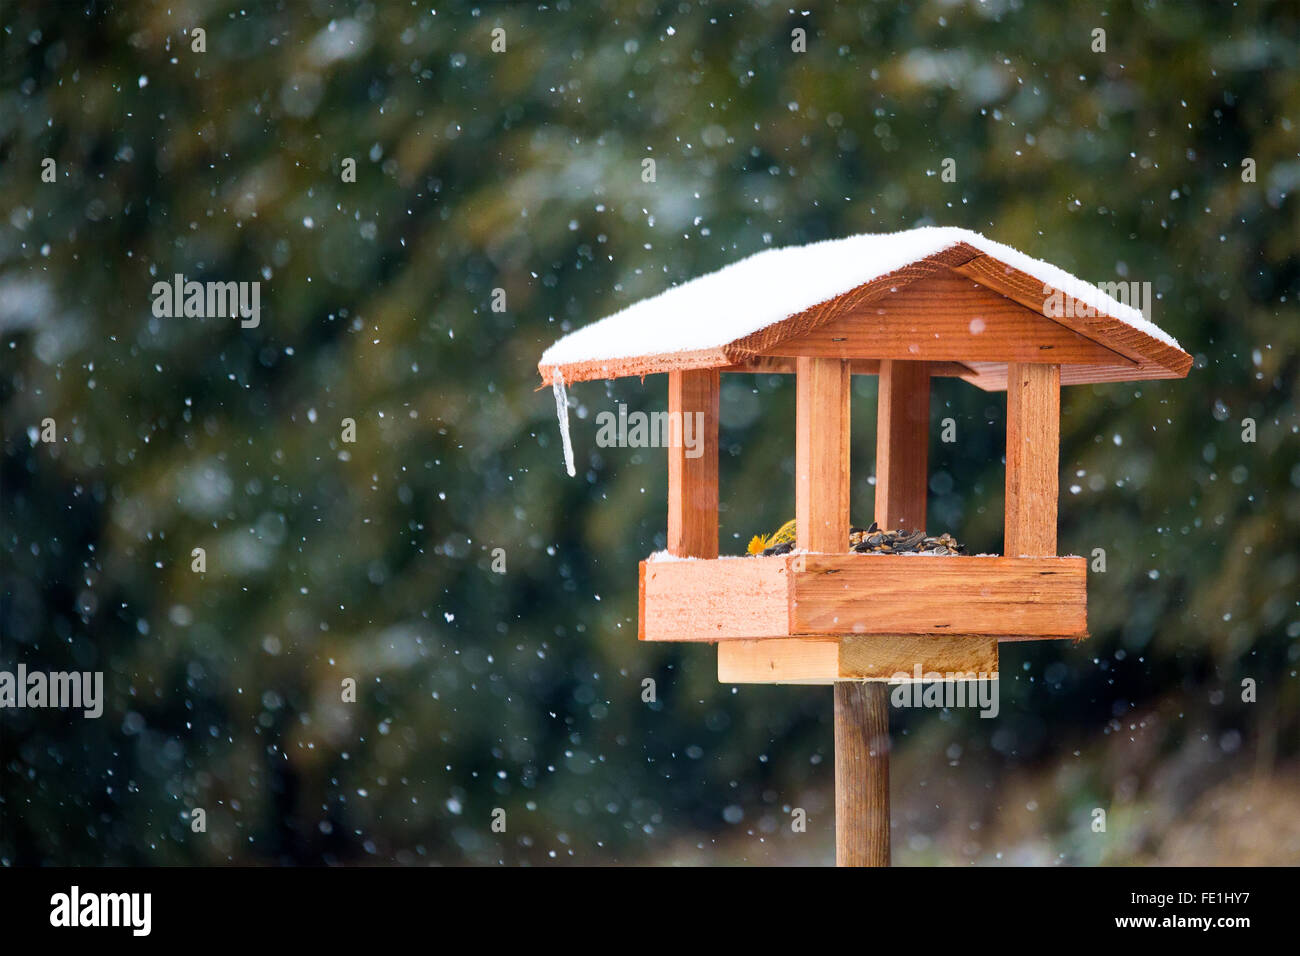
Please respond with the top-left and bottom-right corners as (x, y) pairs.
(538, 226), (1191, 390)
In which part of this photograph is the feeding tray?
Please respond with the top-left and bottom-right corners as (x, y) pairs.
(640, 553), (1086, 682)
(537, 226), (1192, 866)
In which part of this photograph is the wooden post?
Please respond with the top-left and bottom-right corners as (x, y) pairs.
(794, 358), (890, 866)
(875, 360), (930, 531)
(795, 357), (850, 552)
(836, 360), (931, 868)
(835, 682), (890, 867)
(667, 369), (719, 558)
(1004, 363), (1060, 557)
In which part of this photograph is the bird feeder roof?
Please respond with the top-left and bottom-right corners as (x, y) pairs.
(537, 227), (1192, 391)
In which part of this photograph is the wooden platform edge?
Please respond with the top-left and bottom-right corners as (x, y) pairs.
(718, 635), (1001, 684)
(642, 554), (1089, 642)
(790, 554), (1088, 638)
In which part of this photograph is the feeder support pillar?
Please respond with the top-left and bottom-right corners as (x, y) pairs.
(667, 369), (719, 559)
(795, 357), (851, 552)
(875, 360), (931, 532)
(835, 681), (890, 867)
(794, 357), (891, 866)
(843, 359), (932, 869)
(1005, 363), (1060, 557)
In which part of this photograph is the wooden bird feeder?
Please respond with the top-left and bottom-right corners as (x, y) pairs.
(538, 228), (1191, 866)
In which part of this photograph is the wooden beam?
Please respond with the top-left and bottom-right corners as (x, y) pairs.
(718, 638), (840, 684)
(667, 369), (719, 559)
(955, 360), (1186, 392)
(640, 555), (791, 641)
(839, 636), (998, 679)
(1005, 363), (1060, 556)
(717, 635), (999, 683)
(836, 682), (890, 867)
(791, 555), (1087, 638)
(875, 360), (930, 532)
(721, 357), (976, 378)
(795, 357), (851, 552)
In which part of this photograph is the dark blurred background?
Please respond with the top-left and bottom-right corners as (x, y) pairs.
(1, 0), (1297, 865)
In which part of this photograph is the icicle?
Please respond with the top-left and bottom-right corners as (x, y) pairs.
(552, 368), (576, 477)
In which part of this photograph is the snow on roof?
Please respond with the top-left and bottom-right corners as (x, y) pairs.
(538, 227), (1187, 385)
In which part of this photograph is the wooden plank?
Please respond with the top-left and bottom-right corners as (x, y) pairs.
(667, 369), (719, 559)
(639, 556), (791, 641)
(717, 638), (839, 684)
(839, 635), (998, 678)
(835, 682), (890, 867)
(795, 357), (851, 552)
(721, 355), (799, 374)
(720, 357), (976, 378)
(716, 635), (1000, 683)
(761, 272), (1132, 366)
(1005, 363), (1060, 557)
(875, 360), (930, 532)
(790, 554), (1087, 638)
(957, 360), (1190, 392)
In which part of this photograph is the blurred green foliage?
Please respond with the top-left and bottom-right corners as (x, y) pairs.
(1, 0), (1297, 865)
